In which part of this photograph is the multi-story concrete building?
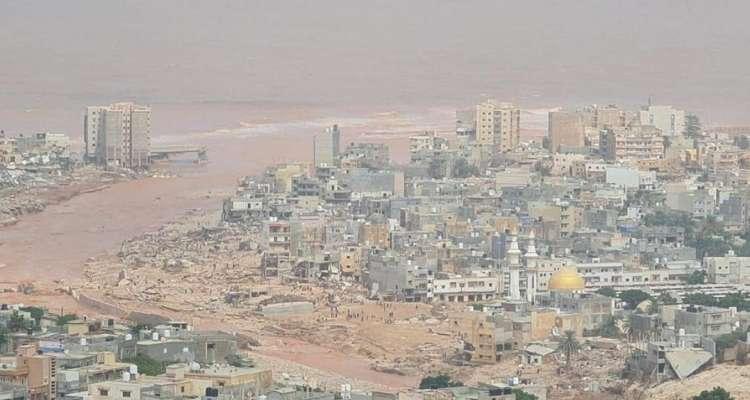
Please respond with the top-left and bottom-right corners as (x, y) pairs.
(704, 250), (750, 284)
(475, 100), (520, 153)
(313, 124), (340, 167)
(339, 245), (364, 281)
(432, 274), (499, 303)
(0, 345), (57, 400)
(674, 306), (734, 337)
(84, 103), (151, 168)
(640, 105), (686, 137)
(88, 364), (272, 400)
(599, 126), (666, 161)
(548, 111), (585, 152)
(452, 312), (515, 364)
(581, 104), (634, 129)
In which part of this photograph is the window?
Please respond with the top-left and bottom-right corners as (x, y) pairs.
(99, 389), (109, 396)
(122, 391), (131, 398)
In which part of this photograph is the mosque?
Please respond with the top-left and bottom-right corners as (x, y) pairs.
(501, 230), (586, 304)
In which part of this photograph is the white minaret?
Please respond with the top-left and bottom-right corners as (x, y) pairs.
(525, 231), (539, 303)
(507, 235), (522, 300)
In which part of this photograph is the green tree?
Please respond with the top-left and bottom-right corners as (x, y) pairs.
(598, 316), (620, 338)
(596, 287), (617, 298)
(130, 324), (151, 335)
(619, 289), (651, 310)
(428, 158), (447, 179)
(512, 389), (539, 400)
(642, 210), (694, 231)
(0, 326), (9, 351)
(684, 293), (718, 307)
(657, 292), (677, 305)
(560, 330), (580, 370)
(20, 307), (45, 329)
(451, 157), (478, 178)
(714, 331), (746, 354)
(717, 293), (750, 311)
(8, 311), (31, 333)
(55, 314), (78, 326)
(418, 374), (463, 390)
(122, 354), (167, 376)
(693, 237), (732, 259)
(692, 386), (734, 400)
(685, 114), (702, 138)
(687, 271), (707, 285)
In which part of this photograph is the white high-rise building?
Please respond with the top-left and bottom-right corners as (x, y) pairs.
(475, 100), (520, 152)
(639, 105), (685, 137)
(314, 124), (341, 167)
(84, 102), (151, 168)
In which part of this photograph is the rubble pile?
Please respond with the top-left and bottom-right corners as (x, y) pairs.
(117, 213), (256, 272)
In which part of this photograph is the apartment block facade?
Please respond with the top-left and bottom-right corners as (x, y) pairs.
(84, 103), (151, 168)
(475, 100), (520, 153)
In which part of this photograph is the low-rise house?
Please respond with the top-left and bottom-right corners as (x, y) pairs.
(674, 306), (734, 338)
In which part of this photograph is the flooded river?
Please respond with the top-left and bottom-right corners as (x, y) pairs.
(0, 106), (448, 282)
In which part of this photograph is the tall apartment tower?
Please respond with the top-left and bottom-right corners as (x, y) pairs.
(548, 111), (585, 152)
(84, 102), (151, 168)
(475, 100), (520, 152)
(314, 124), (341, 167)
(639, 105), (686, 137)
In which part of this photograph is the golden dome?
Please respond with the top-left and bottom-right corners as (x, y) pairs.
(548, 267), (585, 292)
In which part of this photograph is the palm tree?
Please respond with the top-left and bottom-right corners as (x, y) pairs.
(560, 330), (580, 370)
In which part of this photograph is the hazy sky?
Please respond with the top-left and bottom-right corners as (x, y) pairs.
(1, 0), (749, 127)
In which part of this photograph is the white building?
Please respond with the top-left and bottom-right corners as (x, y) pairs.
(640, 105), (686, 137)
(432, 275), (499, 302)
(606, 166), (657, 190)
(84, 102), (151, 168)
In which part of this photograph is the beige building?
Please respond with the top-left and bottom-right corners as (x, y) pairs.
(451, 312), (514, 364)
(339, 245), (363, 280)
(528, 201), (581, 239)
(270, 163), (307, 193)
(358, 222), (390, 248)
(600, 126), (666, 161)
(475, 100), (520, 153)
(84, 102), (151, 168)
(582, 104), (633, 129)
(548, 111), (584, 152)
(0, 346), (57, 400)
